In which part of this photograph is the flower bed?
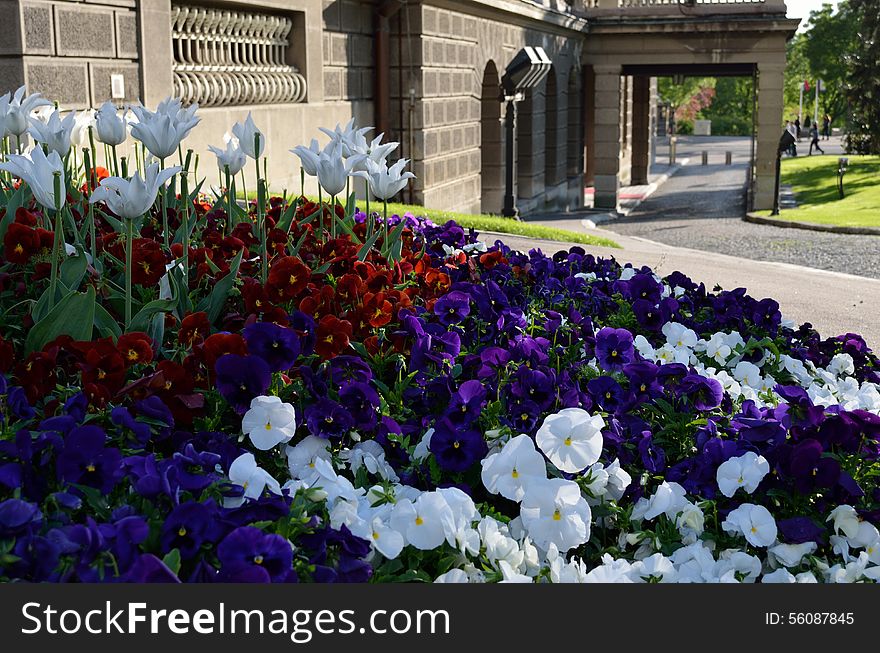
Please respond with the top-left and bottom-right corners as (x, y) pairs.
(1, 90), (880, 583)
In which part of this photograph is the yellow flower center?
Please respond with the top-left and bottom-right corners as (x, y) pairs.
(552, 509), (562, 522)
(265, 421), (272, 431)
(453, 441), (460, 449)
(178, 527), (187, 537)
(372, 531), (380, 541)
(511, 468), (519, 479)
(13, 244), (23, 254)
(415, 516), (424, 526)
(86, 464), (96, 472)
(564, 437), (572, 446)
(254, 555), (264, 565)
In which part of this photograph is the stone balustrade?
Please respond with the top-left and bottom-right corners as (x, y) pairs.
(585, 0), (787, 13)
(171, 3), (307, 107)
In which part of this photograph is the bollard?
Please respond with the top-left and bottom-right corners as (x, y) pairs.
(669, 137), (677, 165)
(701, 151), (708, 166)
(725, 151), (732, 165)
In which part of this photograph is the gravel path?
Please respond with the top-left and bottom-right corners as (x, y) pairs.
(601, 137), (880, 279)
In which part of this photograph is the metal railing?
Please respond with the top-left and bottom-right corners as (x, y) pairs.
(171, 4), (307, 107)
(586, 0), (786, 11)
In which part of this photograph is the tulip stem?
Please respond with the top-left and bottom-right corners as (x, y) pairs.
(331, 195), (337, 239)
(383, 199), (389, 249)
(82, 148), (97, 265)
(254, 146), (267, 285)
(181, 170), (190, 290)
(317, 185), (323, 238)
(112, 144), (119, 178)
(159, 157), (169, 250)
(125, 218), (133, 331)
(48, 172), (64, 309)
(300, 167), (304, 199)
(364, 180), (371, 238)
(224, 164), (232, 236)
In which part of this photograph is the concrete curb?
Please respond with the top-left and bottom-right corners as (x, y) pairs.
(744, 212), (880, 236)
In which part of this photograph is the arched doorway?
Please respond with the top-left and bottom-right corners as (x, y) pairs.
(480, 61), (503, 214)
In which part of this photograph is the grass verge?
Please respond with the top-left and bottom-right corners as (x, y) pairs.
(755, 155), (880, 228)
(237, 191), (619, 248)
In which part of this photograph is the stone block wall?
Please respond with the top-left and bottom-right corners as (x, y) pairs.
(403, 2), (583, 215)
(0, 0), (140, 108)
(321, 0), (374, 112)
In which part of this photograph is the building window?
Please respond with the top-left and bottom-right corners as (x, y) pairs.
(171, 3), (307, 107)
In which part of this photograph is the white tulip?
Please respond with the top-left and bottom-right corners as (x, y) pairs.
(355, 157), (416, 201)
(0, 147), (66, 210)
(315, 140), (363, 196)
(0, 86), (52, 138)
(208, 139), (247, 176)
(70, 109), (96, 150)
(94, 101), (127, 146)
(347, 131), (399, 171)
(28, 109), (76, 157)
(231, 112), (264, 159)
(290, 138), (322, 176)
(90, 162), (181, 219)
(129, 97), (200, 159)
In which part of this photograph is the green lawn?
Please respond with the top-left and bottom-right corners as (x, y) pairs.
(238, 191), (619, 248)
(757, 155), (880, 227)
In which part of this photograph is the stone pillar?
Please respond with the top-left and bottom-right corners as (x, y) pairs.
(592, 64), (621, 210)
(630, 74), (650, 186)
(138, 0), (174, 108)
(754, 62), (785, 211)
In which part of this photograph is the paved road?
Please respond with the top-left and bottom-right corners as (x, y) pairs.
(479, 228), (880, 350)
(603, 136), (880, 279)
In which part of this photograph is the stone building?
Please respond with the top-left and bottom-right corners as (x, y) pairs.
(0, 0), (797, 214)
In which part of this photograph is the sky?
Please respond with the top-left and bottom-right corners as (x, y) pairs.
(787, 0), (841, 28)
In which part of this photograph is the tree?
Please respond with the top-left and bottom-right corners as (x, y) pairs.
(846, 0), (880, 153)
(657, 77), (716, 132)
(801, 2), (857, 123)
(699, 77), (755, 136)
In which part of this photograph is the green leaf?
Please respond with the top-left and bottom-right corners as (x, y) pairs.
(344, 190), (357, 219)
(196, 248), (243, 325)
(0, 183), (28, 246)
(162, 549), (182, 575)
(25, 286), (96, 355)
(333, 214), (362, 245)
(93, 302), (122, 339)
(129, 296), (178, 334)
(60, 249), (88, 291)
(357, 229), (382, 261)
(288, 229), (309, 258)
(277, 197), (300, 233)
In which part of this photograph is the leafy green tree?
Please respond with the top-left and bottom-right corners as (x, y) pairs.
(846, 0), (880, 153)
(699, 77), (755, 136)
(802, 2), (857, 123)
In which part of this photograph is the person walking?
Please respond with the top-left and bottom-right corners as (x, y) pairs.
(786, 120), (798, 156)
(809, 123), (824, 155)
(822, 114), (831, 140)
(794, 116), (802, 140)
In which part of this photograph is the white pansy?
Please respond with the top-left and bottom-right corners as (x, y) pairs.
(535, 408), (604, 474)
(828, 353), (855, 378)
(847, 520), (880, 549)
(732, 361), (762, 389)
(390, 492), (451, 551)
(761, 568), (796, 583)
(241, 395), (297, 450)
(702, 332), (732, 365)
(285, 435), (332, 483)
(827, 505), (862, 539)
(676, 502), (705, 542)
(716, 550), (762, 582)
(604, 458), (632, 501)
(520, 478), (591, 552)
(716, 451), (770, 498)
(340, 440), (399, 482)
(583, 555), (635, 583)
(226, 452), (281, 507)
(368, 516), (405, 560)
(480, 433), (547, 501)
(581, 462), (610, 499)
(633, 334), (656, 361)
(769, 541), (817, 568)
(434, 569), (470, 583)
(629, 553), (678, 583)
(662, 322), (698, 349)
(631, 481), (688, 521)
(722, 503), (777, 547)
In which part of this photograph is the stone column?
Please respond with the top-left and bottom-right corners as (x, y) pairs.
(592, 64), (621, 210)
(630, 74), (650, 186)
(754, 62), (785, 211)
(138, 0), (174, 107)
